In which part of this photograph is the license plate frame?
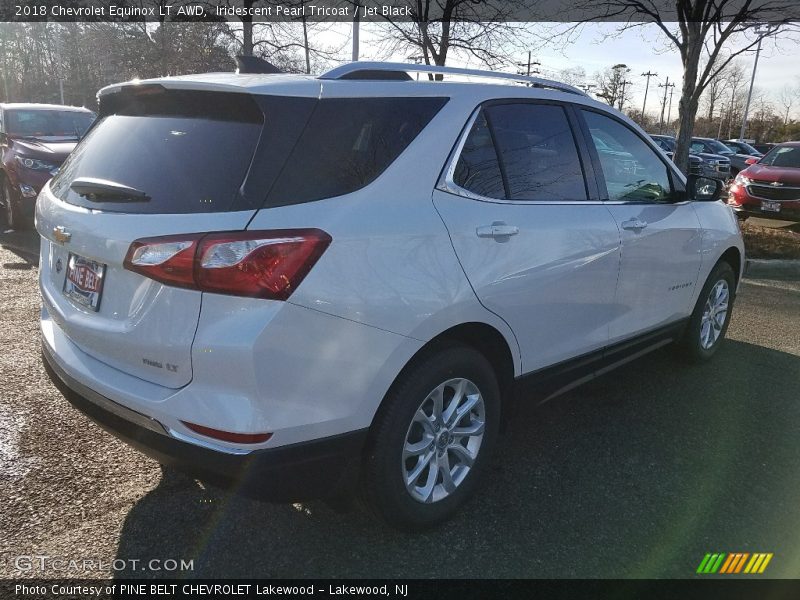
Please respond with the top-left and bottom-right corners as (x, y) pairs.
(63, 253), (107, 312)
(761, 200), (781, 213)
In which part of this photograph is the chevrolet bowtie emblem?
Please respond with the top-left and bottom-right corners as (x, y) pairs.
(770, 181), (784, 187)
(53, 226), (71, 244)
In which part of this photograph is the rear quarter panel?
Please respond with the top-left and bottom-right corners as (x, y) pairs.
(691, 200), (746, 295)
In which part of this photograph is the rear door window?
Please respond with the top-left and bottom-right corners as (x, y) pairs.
(486, 103), (588, 201)
(451, 103), (588, 202)
(452, 112), (505, 199)
(266, 97), (448, 207)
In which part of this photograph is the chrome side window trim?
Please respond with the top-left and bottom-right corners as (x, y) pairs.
(437, 103), (692, 207)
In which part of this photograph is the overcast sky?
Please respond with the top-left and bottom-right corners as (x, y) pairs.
(339, 22), (800, 119)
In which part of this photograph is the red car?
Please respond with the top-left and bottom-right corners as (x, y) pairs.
(1, 103), (95, 229)
(727, 141), (800, 222)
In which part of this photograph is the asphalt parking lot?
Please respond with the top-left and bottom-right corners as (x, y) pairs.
(1, 229), (799, 579)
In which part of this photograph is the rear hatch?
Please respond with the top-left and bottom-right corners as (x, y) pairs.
(37, 85), (316, 388)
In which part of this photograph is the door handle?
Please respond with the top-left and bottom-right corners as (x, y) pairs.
(621, 218), (648, 231)
(476, 222), (519, 239)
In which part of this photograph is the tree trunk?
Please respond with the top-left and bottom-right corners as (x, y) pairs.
(674, 24), (702, 176)
(242, 20), (253, 56)
(302, 17), (310, 74)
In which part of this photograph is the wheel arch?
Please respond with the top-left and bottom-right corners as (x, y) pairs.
(719, 246), (742, 285)
(369, 321), (518, 433)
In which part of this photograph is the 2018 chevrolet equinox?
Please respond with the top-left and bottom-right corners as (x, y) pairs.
(38, 62), (744, 530)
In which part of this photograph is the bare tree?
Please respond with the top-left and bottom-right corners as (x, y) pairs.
(368, 0), (532, 72)
(702, 67), (727, 123)
(564, 1), (798, 173)
(558, 65), (587, 87)
(595, 63), (632, 110)
(777, 83), (798, 127)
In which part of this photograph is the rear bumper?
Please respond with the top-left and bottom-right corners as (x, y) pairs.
(42, 341), (367, 501)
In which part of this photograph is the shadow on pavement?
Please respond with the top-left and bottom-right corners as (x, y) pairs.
(113, 340), (800, 579)
(0, 229), (39, 268)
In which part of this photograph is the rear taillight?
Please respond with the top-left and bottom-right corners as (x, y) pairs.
(123, 229), (331, 300)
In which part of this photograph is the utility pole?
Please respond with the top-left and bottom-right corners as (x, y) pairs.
(618, 79), (633, 111)
(516, 51), (540, 76)
(666, 85), (675, 127)
(658, 77), (674, 134)
(641, 70), (658, 122)
(739, 24), (777, 140)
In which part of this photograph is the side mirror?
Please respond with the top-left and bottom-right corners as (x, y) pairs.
(688, 175), (723, 202)
(744, 157), (759, 165)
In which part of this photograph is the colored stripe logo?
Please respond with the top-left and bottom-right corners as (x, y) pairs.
(696, 552), (773, 574)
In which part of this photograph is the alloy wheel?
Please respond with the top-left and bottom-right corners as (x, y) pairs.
(401, 377), (485, 504)
(700, 279), (729, 350)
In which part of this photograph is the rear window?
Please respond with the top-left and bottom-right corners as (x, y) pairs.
(50, 90), (264, 214)
(265, 97), (448, 207)
(50, 90), (263, 214)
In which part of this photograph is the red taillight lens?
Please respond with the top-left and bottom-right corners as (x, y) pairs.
(123, 234), (203, 289)
(181, 421), (272, 444)
(196, 230), (331, 300)
(123, 229), (331, 300)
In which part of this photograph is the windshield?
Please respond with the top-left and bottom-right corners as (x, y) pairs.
(5, 109), (95, 139)
(733, 142), (761, 156)
(705, 139), (734, 155)
(653, 136), (675, 151)
(759, 145), (800, 169)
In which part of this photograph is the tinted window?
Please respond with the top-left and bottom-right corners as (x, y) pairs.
(652, 137), (674, 152)
(6, 109), (94, 139)
(760, 145), (800, 168)
(267, 97), (448, 207)
(690, 141), (706, 153)
(453, 111), (504, 198)
(51, 91), (263, 214)
(705, 139), (734, 155)
(582, 110), (672, 203)
(487, 103), (587, 201)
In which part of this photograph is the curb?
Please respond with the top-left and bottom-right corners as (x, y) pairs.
(744, 258), (800, 281)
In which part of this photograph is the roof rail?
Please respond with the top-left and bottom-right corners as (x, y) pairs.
(319, 62), (588, 97)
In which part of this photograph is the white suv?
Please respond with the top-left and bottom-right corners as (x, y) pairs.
(37, 62), (744, 530)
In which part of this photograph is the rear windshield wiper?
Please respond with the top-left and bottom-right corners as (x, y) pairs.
(70, 177), (151, 202)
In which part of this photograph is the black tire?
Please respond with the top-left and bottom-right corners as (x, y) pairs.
(359, 343), (501, 530)
(677, 261), (736, 363)
(1, 179), (24, 231)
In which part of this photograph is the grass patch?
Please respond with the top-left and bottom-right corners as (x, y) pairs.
(741, 221), (800, 260)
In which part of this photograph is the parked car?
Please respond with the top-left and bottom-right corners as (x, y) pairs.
(649, 134), (706, 177)
(753, 142), (776, 155)
(688, 136), (744, 176)
(38, 63), (744, 530)
(728, 141), (800, 222)
(0, 103), (95, 229)
(723, 139), (763, 158)
(650, 133), (729, 181)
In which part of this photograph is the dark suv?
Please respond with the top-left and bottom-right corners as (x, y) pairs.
(0, 103), (95, 229)
(650, 134), (721, 180)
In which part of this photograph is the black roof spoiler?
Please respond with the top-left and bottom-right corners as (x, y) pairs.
(236, 56), (283, 75)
